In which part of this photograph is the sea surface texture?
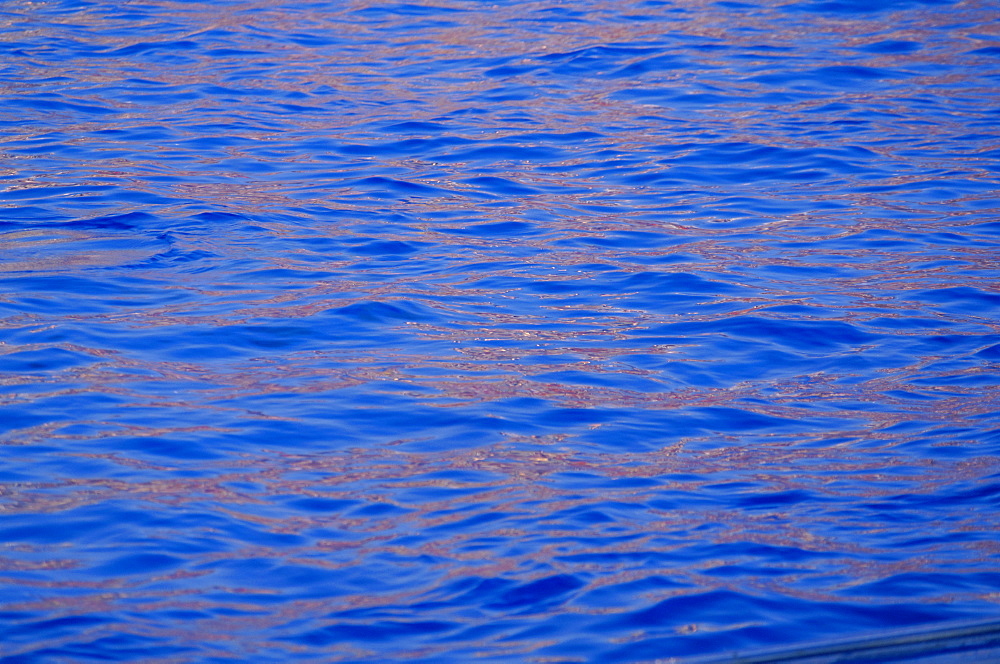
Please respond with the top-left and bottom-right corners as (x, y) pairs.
(2, 0), (1000, 662)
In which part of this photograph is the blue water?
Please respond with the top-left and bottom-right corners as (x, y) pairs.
(1, 0), (999, 661)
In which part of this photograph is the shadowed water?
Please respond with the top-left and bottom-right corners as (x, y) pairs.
(1, 0), (1000, 661)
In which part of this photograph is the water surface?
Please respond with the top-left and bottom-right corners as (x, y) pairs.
(2, 0), (1000, 661)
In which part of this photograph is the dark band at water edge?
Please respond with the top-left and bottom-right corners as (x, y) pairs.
(689, 617), (1000, 664)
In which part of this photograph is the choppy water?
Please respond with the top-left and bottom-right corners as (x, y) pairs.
(2, 0), (1000, 661)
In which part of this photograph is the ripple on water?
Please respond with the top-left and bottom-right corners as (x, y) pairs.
(1, 0), (1000, 662)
